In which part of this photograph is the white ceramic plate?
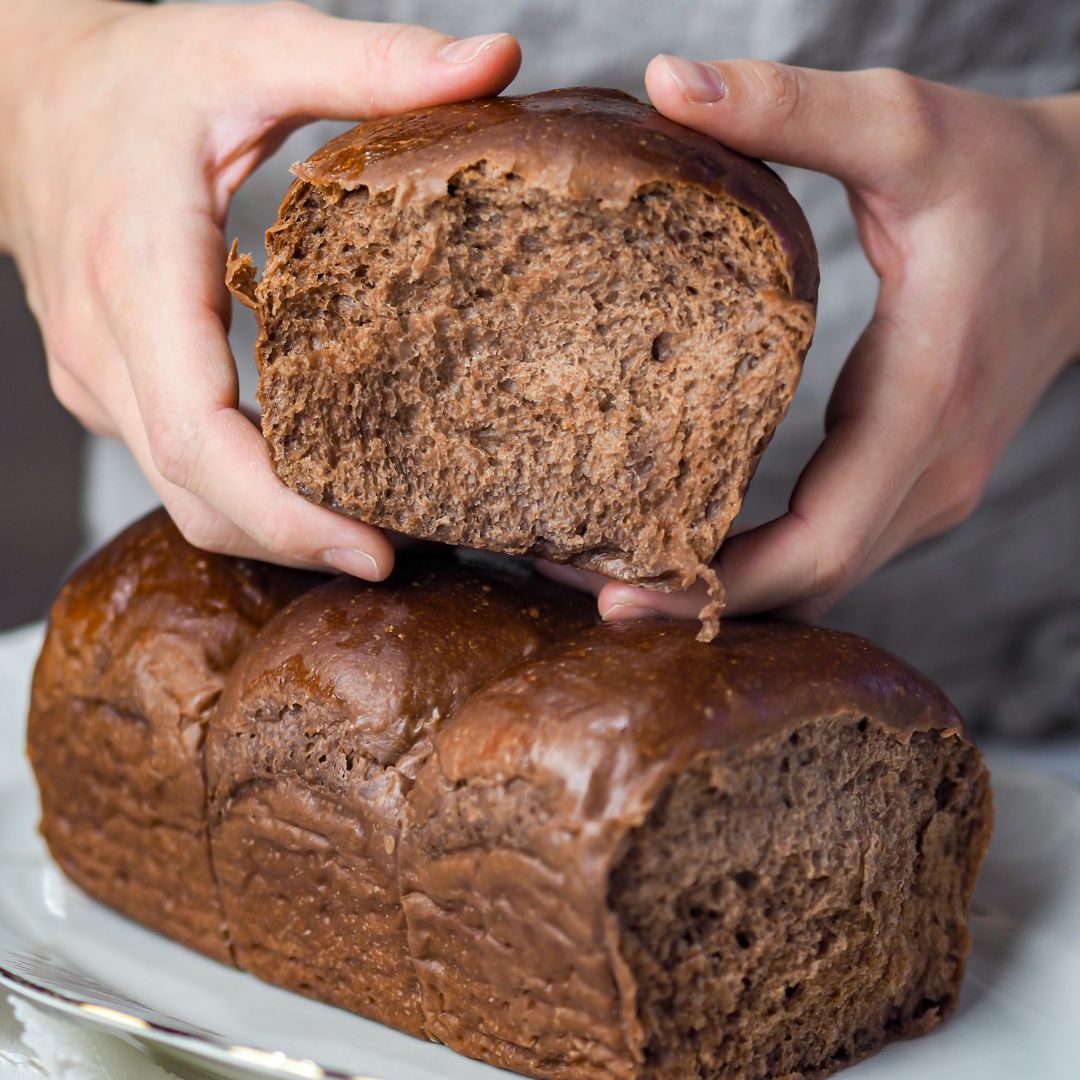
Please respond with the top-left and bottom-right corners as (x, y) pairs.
(1, 625), (1078, 1080)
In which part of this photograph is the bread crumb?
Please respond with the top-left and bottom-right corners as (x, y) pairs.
(696, 564), (724, 643)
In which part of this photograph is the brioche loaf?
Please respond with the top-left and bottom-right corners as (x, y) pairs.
(28, 512), (991, 1080)
(229, 88), (818, 619)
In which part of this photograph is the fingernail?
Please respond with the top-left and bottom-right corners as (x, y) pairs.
(599, 599), (661, 623)
(319, 546), (384, 581)
(660, 55), (727, 104)
(437, 32), (506, 64)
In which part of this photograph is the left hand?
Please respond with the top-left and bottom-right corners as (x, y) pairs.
(544, 58), (1080, 624)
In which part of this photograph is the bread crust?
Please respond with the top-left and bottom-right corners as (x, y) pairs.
(27, 510), (318, 960)
(205, 554), (593, 1032)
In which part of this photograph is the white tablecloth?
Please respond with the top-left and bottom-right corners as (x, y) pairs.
(1, 621), (1077, 1079)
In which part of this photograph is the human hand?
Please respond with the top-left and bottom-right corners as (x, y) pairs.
(0, 0), (520, 575)
(558, 59), (1080, 624)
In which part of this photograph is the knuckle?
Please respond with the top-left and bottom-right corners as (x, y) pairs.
(940, 453), (993, 525)
(866, 66), (943, 164)
(168, 503), (228, 554)
(41, 313), (80, 373)
(84, 228), (126, 298)
(255, 530), (290, 561)
(813, 549), (857, 600)
(146, 417), (198, 489)
(45, 365), (103, 434)
(252, 0), (311, 30)
(251, 513), (301, 560)
(749, 60), (807, 128)
(933, 350), (982, 433)
(45, 361), (83, 414)
(792, 513), (860, 601)
(366, 22), (429, 69)
(949, 487), (983, 525)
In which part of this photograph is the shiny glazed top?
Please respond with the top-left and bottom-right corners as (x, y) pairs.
(430, 619), (969, 826)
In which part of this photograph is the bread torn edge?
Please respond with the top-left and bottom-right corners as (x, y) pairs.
(696, 564), (725, 643)
(225, 239), (258, 309)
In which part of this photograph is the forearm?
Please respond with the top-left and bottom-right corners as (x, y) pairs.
(1027, 91), (1080, 361)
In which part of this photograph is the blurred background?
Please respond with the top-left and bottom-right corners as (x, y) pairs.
(0, 255), (83, 629)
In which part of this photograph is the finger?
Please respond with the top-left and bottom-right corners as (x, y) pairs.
(99, 210), (394, 578)
(599, 299), (957, 621)
(110, 352), (348, 570)
(47, 361), (117, 438)
(232, 5), (521, 120)
(126, 427), (335, 571)
(704, 307), (952, 615)
(593, 573), (703, 622)
(60, 319), (326, 569)
(781, 454), (990, 622)
(645, 55), (945, 192)
(540, 518), (761, 615)
(533, 560), (610, 596)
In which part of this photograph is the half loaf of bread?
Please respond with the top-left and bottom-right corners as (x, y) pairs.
(229, 88), (818, 612)
(28, 512), (991, 1080)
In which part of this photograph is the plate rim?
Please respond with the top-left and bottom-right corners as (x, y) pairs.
(0, 957), (388, 1080)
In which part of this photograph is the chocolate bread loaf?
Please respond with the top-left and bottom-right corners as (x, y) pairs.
(28, 518), (991, 1080)
(229, 88), (818, 608)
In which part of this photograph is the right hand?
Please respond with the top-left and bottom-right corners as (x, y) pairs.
(0, 0), (520, 576)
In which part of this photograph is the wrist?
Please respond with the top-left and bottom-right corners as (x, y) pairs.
(0, 0), (129, 253)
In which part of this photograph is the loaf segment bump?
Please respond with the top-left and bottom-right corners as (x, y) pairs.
(205, 555), (593, 1032)
(244, 88), (818, 599)
(27, 509), (319, 961)
(399, 621), (992, 1080)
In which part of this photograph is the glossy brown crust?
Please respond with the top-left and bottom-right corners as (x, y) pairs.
(206, 556), (593, 1033)
(27, 510), (318, 961)
(400, 620), (979, 1078)
(286, 88), (818, 307)
(430, 619), (967, 788)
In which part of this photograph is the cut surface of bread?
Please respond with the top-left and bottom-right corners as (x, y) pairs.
(610, 723), (987, 1080)
(231, 89), (818, 617)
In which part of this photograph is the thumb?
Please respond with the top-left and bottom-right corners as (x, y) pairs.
(645, 55), (941, 190)
(238, 4), (521, 120)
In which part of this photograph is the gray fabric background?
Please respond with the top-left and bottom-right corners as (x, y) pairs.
(65, 0), (1080, 731)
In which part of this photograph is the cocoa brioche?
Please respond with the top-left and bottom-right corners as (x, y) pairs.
(27, 509), (320, 961)
(229, 87), (818, 608)
(28, 517), (991, 1080)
